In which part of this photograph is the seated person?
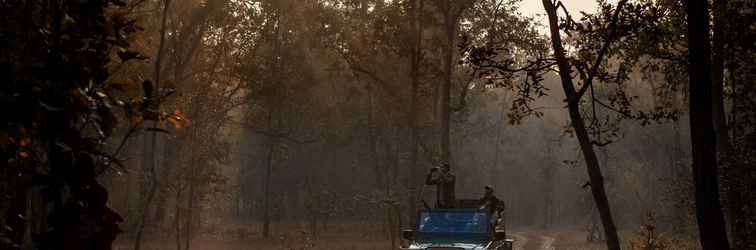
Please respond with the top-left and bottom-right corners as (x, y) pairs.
(479, 185), (505, 226)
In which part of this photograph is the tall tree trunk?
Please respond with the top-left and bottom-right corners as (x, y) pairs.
(135, 1), (171, 249)
(711, 0), (744, 247)
(407, 0), (424, 226)
(491, 95), (508, 185)
(730, 63), (756, 249)
(440, 1), (456, 165)
(262, 111), (275, 239)
(367, 77), (382, 190)
(688, 0), (731, 249)
(712, 0), (731, 178)
(134, 133), (160, 250)
(184, 175), (196, 250)
(261, 8), (283, 238)
(541, 1), (620, 249)
(384, 142), (397, 248)
(174, 189), (182, 250)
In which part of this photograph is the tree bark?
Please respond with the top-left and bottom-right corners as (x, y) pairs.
(542, 1), (620, 249)
(262, 111), (275, 239)
(261, 8), (284, 238)
(184, 175), (196, 250)
(407, 0), (424, 226)
(711, 0), (745, 247)
(174, 189), (182, 250)
(440, 1), (455, 165)
(687, 0), (731, 249)
(711, 0), (730, 157)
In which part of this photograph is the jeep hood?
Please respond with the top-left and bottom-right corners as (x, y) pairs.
(403, 242), (490, 250)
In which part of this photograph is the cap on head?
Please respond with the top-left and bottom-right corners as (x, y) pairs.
(485, 185), (494, 192)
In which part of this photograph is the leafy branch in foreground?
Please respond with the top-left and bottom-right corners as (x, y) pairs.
(0, 0), (188, 249)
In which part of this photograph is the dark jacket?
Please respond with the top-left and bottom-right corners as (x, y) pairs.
(426, 171), (456, 208)
(479, 193), (505, 214)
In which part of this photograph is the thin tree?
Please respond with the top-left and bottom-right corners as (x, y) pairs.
(540, 1), (625, 249)
(407, 0), (424, 225)
(134, 1), (171, 250)
(436, 0), (474, 164)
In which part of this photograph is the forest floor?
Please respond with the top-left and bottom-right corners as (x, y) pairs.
(509, 229), (609, 250)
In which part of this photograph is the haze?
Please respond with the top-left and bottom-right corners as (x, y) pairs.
(1, 1), (753, 250)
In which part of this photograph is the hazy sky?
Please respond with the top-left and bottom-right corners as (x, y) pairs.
(517, 0), (603, 25)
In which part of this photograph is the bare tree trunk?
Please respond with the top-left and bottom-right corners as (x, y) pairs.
(261, 8), (284, 238)
(184, 176), (196, 250)
(566, 25), (621, 250)
(367, 78), (382, 190)
(711, 0), (745, 247)
(407, 0), (424, 226)
(152, 189), (169, 229)
(541, 1), (620, 249)
(688, 0), (731, 248)
(440, 2), (454, 164)
(389, 141), (401, 249)
(174, 189), (182, 250)
(491, 94), (509, 185)
(262, 117), (274, 239)
(365, 68), (386, 243)
(134, 1), (171, 249)
(134, 121), (161, 250)
(385, 144), (395, 248)
(729, 64), (756, 250)
(712, 0), (731, 178)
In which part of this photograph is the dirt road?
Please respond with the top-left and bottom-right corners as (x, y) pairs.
(510, 231), (556, 250)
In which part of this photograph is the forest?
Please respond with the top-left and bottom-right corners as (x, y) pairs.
(0, 0), (754, 250)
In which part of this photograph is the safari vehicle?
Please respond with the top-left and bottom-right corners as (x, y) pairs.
(400, 208), (514, 250)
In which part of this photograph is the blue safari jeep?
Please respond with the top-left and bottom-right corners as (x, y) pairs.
(400, 208), (514, 250)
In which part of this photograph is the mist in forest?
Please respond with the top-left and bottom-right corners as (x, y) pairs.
(1, 0), (754, 250)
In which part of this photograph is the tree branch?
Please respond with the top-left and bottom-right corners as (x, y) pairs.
(339, 49), (400, 98)
(594, 99), (633, 119)
(453, 69), (478, 112)
(574, 0), (628, 99)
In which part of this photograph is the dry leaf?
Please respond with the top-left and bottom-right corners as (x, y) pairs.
(129, 115), (143, 125)
(167, 110), (189, 129)
(19, 138), (30, 147)
(111, 79), (136, 91)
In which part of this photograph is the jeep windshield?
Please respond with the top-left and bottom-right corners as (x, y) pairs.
(415, 209), (491, 243)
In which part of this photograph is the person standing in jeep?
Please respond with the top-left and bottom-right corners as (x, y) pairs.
(479, 185), (506, 230)
(425, 163), (456, 208)
(479, 185), (505, 215)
